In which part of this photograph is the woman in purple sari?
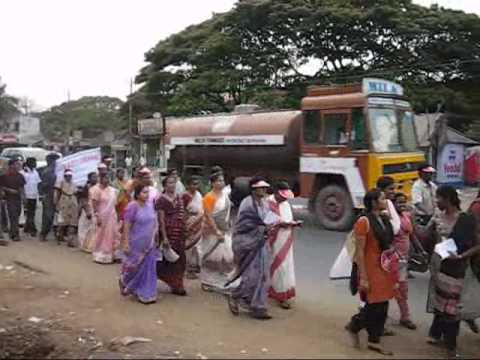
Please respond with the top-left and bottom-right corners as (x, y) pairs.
(119, 184), (159, 304)
(228, 176), (281, 320)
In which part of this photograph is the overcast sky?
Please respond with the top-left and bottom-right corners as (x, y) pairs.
(0, 0), (478, 110)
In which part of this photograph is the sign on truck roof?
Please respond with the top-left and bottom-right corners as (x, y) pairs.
(362, 78), (404, 97)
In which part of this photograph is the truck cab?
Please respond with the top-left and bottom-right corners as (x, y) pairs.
(300, 78), (425, 230)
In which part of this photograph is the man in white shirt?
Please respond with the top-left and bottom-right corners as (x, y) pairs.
(21, 157), (42, 237)
(125, 154), (133, 176)
(411, 164), (437, 226)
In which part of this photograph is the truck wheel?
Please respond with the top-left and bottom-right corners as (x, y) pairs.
(314, 184), (354, 231)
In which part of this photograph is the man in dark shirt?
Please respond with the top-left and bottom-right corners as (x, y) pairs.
(0, 158), (26, 241)
(39, 153), (59, 242)
(101, 155), (115, 183)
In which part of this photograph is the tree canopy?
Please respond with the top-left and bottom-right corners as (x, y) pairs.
(0, 78), (19, 131)
(40, 96), (124, 141)
(131, 0), (480, 132)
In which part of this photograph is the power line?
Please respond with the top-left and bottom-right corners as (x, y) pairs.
(128, 59), (480, 96)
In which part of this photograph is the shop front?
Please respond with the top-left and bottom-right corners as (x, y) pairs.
(138, 117), (167, 173)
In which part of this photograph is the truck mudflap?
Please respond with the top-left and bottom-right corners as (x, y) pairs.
(300, 157), (365, 208)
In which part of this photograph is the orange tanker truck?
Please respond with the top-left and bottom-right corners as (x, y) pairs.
(164, 78), (425, 231)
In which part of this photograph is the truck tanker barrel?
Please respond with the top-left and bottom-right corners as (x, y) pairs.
(166, 110), (302, 186)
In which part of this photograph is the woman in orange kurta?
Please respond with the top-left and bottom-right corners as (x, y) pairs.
(347, 189), (395, 355)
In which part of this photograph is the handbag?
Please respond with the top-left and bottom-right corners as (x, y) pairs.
(349, 262), (359, 296)
(162, 244), (179, 263)
(345, 216), (370, 263)
(408, 249), (429, 273)
(347, 217), (369, 296)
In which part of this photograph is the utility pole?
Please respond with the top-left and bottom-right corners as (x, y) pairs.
(128, 78), (133, 136)
(128, 78), (135, 161)
(66, 89), (72, 154)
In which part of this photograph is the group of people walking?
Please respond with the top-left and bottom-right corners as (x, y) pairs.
(118, 168), (301, 320)
(3, 151), (479, 356)
(0, 152), (301, 320)
(346, 164), (480, 358)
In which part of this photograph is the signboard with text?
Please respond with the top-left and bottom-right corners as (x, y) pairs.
(363, 78), (404, 97)
(171, 135), (284, 146)
(55, 148), (102, 187)
(138, 118), (164, 136)
(437, 144), (465, 184)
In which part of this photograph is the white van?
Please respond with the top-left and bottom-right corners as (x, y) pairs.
(0, 147), (61, 169)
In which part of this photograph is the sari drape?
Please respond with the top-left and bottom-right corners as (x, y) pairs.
(183, 191), (204, 276)
(155, 194), (186, 291)
(92, 185), (121, 264)
(200, 191), (234, 288)
(120, 201), (159, 303)
(231, 196), (280, 311)
(267, 196), (296, 303)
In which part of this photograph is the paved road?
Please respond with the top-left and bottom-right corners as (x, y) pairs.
(293, 216), (434, 326)
(291, 199), (475, 327)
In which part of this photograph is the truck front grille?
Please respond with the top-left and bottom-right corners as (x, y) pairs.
(383, 162), (423, 175)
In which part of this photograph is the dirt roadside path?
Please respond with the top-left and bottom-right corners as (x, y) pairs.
(1, 240), (479, 359)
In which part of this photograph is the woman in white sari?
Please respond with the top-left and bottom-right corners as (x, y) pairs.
(182, 176), (204, 279)
(200, 173), (234, 291)
(78, 172), (98, 252)
(267, 181), (301, 309)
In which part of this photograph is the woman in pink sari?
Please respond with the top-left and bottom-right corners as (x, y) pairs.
(91, 174), (121, 264)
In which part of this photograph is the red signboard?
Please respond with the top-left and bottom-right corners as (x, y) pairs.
(0, 133), (18, 144)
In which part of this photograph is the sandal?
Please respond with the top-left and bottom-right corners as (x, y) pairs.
(400, 319), (417, 330)
(201, 283), (214, 292)
(227, 295), (239, 316)
(279, 301), (292, 310)
(118, 279), (127, 295)
(427, 337), (442, 346)
(368, 342), (393, 356)
(251, 309), (272, 320)
(171, 288), (187, 296)
(138, 298), (157, 305)
(382, 328), (396, 337)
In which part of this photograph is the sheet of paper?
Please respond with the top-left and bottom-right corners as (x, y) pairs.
(263, 211), (280, 226)
(434, 238), (458, 260)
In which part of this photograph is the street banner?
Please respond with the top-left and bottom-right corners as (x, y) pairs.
(56, 148), (102, 187)
(329, 244), (352, 280)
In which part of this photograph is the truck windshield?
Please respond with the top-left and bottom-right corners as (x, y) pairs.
(369, 107), (419, 153)
(399, 110), (418, 152)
